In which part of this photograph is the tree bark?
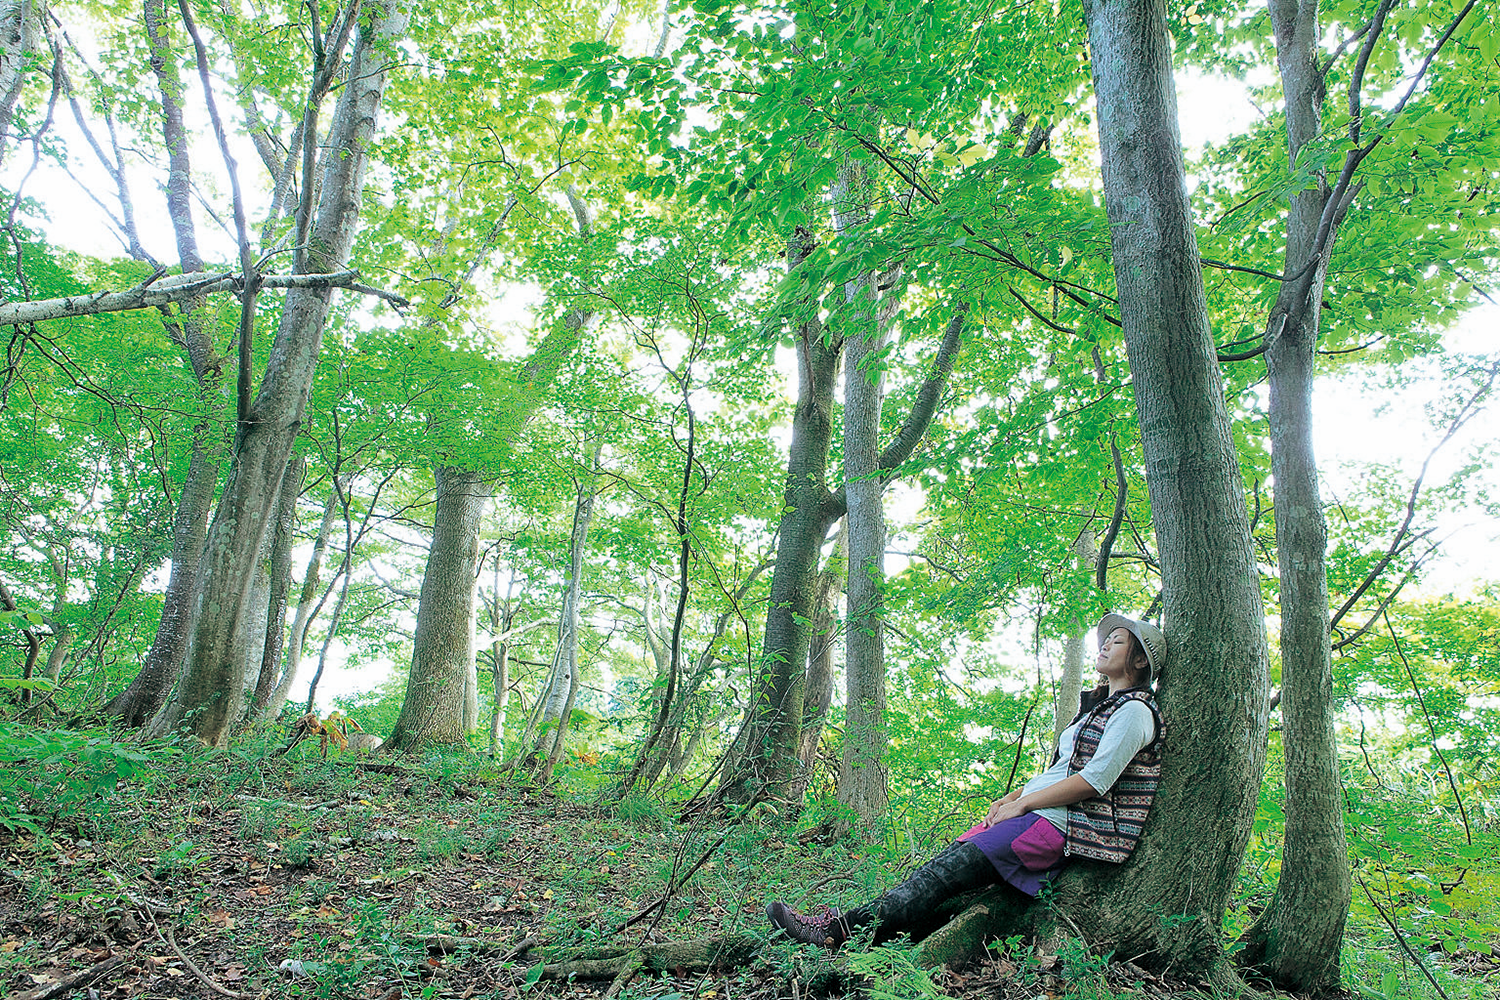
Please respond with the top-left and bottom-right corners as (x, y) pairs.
(718, 228), (844, 805)
(384, 466), (494, 751)
(1235, 0), (1350, 987)
(525, 449), (599, 774)
(839, 263), (896, 840)
(103, 424), (223, 726)
(796, 525), (843, 783)
(256, 474), (343, 722)
(0, 0), (42, 166)
(249, 455), (303, 718)
(1055, 0), (1271, 974)
(147, 0), (410, 745)
(42, 624), (72, 685)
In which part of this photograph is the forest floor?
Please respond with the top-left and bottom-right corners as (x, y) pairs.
(1, 741), (1494, 1000)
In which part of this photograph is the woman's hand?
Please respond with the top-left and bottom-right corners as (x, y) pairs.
(979, 774), (1101, 830)
(981, 789), (1024, 829)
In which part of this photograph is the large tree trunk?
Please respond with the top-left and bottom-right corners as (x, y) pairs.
(103, 427), (221, 726)
(103, 0), (228, 728)
(1235, 0), (1350, 987)
(838, 273), (895, 840)
(795, 525), (843, 784)
(1052, 0), (1271, 975)
(383, 466), (494, 751)
(148, 1), (410, 745)
(390, 185), (598, 753)
(718, 229), (843, 805)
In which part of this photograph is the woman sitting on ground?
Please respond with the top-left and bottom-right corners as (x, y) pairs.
(766, 613), (1166, 947)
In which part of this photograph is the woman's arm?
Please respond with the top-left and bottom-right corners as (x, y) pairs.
(982, 774), (1097, 828)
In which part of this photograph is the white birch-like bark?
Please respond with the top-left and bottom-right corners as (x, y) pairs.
(0, 0), (42, 165)
(529, 449), (600, 769)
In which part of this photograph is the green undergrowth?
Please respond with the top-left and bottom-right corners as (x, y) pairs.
(0, 720), (1493, 1000)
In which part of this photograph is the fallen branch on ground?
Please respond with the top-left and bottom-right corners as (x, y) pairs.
(11, 956), (125, 1000)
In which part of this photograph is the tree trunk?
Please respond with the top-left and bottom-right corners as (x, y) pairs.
(1053, 0), (1271, 974)
(796, 525), (843, 783)
(256, 475), (343, 722)
(390, 185), (598, 752)
(839, 262), (895, 840)
(487, 581), (518, 751)
(249, 455), (303, 718)
(384, 466), (493, 751)
(147, 1), (410, 745)
(0, 0), (42, 166)
(101, 0), (230, 728)
(42, 624), (72, 685)
(1235, 0), (1350, 987)
(719, 225), (966, 806)
(718, 228), (843, 804)
(463, 572), (481, 735)
(104, 419), (223, 727)
(525, 452), (599, 772)
(237, 533), (275, 711)
(621, 555), (773, 795)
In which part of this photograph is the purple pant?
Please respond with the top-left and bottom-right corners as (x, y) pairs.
(957, 812), (1067, 897)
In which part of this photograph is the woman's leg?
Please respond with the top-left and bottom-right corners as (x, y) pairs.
(766, 840), (999, 947)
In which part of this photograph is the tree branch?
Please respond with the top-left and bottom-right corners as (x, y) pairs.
(0, 270), (407, 326)
(1328, 359), (1500, 632)
(827, 305), (966, 517)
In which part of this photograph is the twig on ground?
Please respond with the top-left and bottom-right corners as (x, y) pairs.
(165, 925), (243, 998)
(11, 955), (125, 1000)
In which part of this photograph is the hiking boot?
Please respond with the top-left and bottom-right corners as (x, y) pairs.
(843, 839), (999, 944)
(765, 900), (849, 947)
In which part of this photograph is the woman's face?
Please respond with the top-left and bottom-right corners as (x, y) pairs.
(1096, 627), (1141, 684)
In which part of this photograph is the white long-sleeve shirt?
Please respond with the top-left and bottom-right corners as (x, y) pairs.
(1022, 700), (1156, 833)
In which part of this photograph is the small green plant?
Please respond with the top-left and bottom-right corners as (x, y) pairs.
(1057, 936), (1115, 1000)
(847, 944), (944, 1000)
(0, 724), (173, 835)
(471, 825), (508, 856)
(153, 838), (208, 879)
(415, 822), (464, 862)
(613, 795), (667, 827)
(283, 833), (318, 870)
(988, 933), (1042, 985)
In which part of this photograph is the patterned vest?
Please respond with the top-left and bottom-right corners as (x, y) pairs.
(1062, 689), (1163, 863)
